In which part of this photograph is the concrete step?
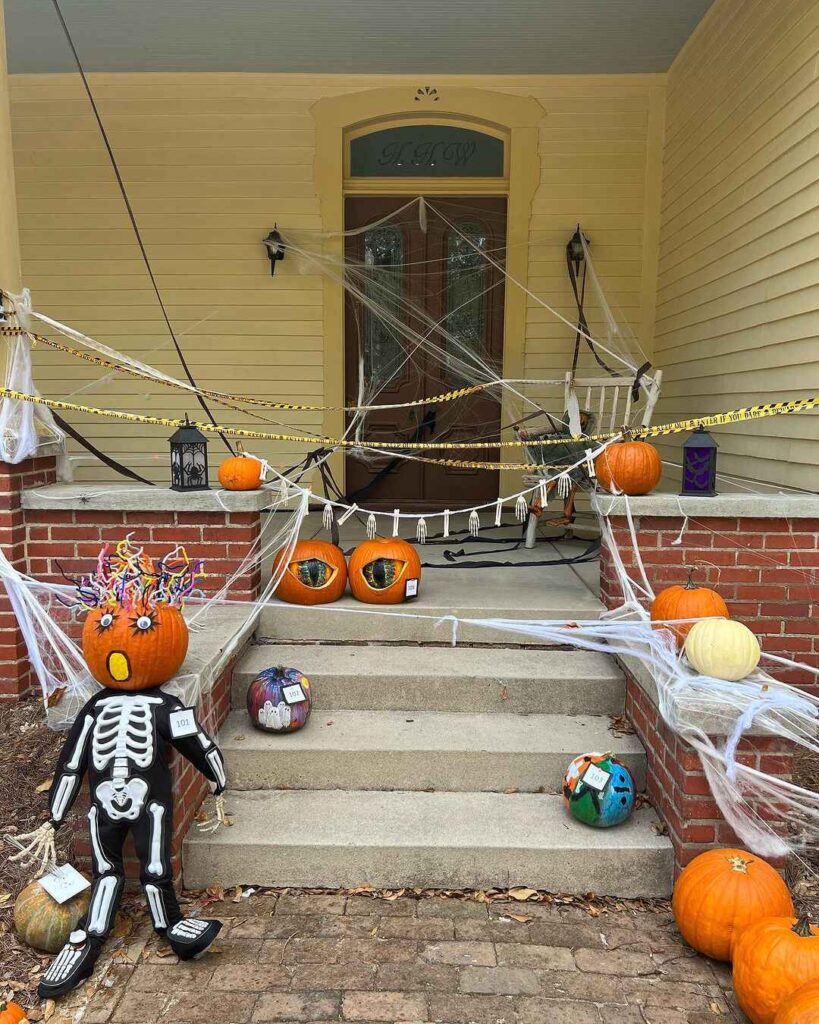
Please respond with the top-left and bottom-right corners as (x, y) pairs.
(219, 708), (646, 793)
(259, 565), (603, 644)
(183, 790), (673, 897)
(232, 644), (626, 716)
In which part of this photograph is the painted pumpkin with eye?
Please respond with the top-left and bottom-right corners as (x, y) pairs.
(272, 540), (347, 605)
(348, 537), (422, 605)
(82, 603), (189, 690)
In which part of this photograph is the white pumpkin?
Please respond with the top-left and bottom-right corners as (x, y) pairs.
(684, 618), (761, 681)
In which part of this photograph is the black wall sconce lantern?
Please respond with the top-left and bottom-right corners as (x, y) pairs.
(681, 426), (718, 496)
(169, 415), (209, 491)
(566, 224), (588, 275)
(263, 226), (286, 275)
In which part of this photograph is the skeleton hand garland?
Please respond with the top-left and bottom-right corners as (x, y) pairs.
(8, 821), (57, 876)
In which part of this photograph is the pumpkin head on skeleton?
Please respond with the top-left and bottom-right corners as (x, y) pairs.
(76, 539), (202, 690)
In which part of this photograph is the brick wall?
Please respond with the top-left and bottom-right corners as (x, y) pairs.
(601, 515), (819, 692)
(25, 509), (262, 602)
(0, 456), (58, 697)
(625, 674), (794, 873)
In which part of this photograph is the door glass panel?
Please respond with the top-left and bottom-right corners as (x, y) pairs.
(350, 125), (504, 178)
(362, 225), (404, 385)
(445, 222), (490, 384)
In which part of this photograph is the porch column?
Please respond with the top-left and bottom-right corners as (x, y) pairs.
(0, 0), (21, 295)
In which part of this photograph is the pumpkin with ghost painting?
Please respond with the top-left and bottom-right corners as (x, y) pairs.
(246, 666), (312, 733)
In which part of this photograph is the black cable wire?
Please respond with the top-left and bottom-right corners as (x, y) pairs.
(49, 0), (234, 454)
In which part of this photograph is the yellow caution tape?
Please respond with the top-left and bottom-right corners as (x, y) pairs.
(9, 327), (494, 414)
(0, 386), (815, 452)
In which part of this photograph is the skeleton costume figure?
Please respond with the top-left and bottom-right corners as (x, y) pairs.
(38, 686), (227, 999)
(18, 541), (227, 1000)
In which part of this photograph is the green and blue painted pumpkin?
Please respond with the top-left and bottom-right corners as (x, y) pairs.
(247, 666), (312, 733)
(562, 752), (635, 828)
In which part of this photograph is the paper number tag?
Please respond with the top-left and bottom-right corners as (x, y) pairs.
(39, 864), (91, 905)
(282, 683), (306, 704)
(169, 708), (198, 739)
(405, 578), (419, 599)
(582, 763), (612, 792)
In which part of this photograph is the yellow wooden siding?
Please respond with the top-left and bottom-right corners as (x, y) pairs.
(8, 72), (664, 483)
(653, 0), (819, 490)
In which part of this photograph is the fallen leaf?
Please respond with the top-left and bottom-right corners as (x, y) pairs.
(503, 788), (519, 795)
(499, 686), (509, 701)
(231, 886), (243, 903)
(46, 687), (66, 708)
(709, 1002), (724, 1015)
(36, 777), (54, 794)
(507, 887), (537, 902)
(506, 913), (532, 923)
(43, 998), (56, 1021)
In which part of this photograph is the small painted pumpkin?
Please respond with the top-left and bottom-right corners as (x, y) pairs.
(246, 666), (312, 733)
(594, 440), (661, 495)
(272, 539), (347, 605)
(733, 917), (819, 1024)
(774, 979), (819, 1024)
(0, 1001), (27, 1024)
(14, 878), (92, 954)
(650, 568), (730, 648)
(562, 752), (635, 828)
(672, 848), (794, 961)
(218, 444), (263, 491)
(685, 618), (761, 681)
(82, 602), (189, 690)
(348, 537), (422, 605)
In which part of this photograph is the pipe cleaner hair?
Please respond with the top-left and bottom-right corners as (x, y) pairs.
(74, 537), (203, 612)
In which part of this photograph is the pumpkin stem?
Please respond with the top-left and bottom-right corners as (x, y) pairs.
(793, 916), (815, 938)
(684, 565), (698, 589)
(236, 441), (246, 456)
(726, 855), (752, 874)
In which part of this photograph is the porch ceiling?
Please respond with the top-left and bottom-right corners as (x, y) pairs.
(6, 0), (714, 76)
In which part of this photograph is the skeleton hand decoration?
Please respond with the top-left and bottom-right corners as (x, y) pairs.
(9, 821), (57, 877)
(196, 793), (231, 834)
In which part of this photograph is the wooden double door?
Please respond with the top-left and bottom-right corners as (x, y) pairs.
(344, 196), (507, 511)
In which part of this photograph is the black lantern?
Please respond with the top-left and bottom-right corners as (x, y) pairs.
(262, 226), (286, 275)
(681, 427), (718, 496)
(566, 224), (588, 276)
(169, 415), (209, 491)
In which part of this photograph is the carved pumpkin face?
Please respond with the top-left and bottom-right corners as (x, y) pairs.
(348, 537), (422, 605)
(82, 603), (189, 691)
(272, 539), (347, 605)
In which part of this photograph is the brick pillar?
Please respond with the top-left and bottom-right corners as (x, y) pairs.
(600, 512), (819, 694)
(597, 496), (814, 869)
(0, 455), (57, 698)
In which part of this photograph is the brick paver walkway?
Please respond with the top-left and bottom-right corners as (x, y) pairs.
(69, 893), (748, 1024)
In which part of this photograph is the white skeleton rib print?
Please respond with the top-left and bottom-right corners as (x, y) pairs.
(90, 694), (162, 819)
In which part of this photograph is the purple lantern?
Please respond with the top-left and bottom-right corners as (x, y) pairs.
(681, 427), (718, 496)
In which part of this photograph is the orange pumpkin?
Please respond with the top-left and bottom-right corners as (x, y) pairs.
(348, 537), (422, 605)
(733, 917), (819, 1024)
(218, 445), (263, 491)
(594, 440), (661, 495)
(0, 1001), (27, 1024)
(672, 848), (794, 961)
(272, 540), (347, 605)
(774, 979), (819, 1024)
(82, 603), (189, 690)
(650, 568), (730, 648)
